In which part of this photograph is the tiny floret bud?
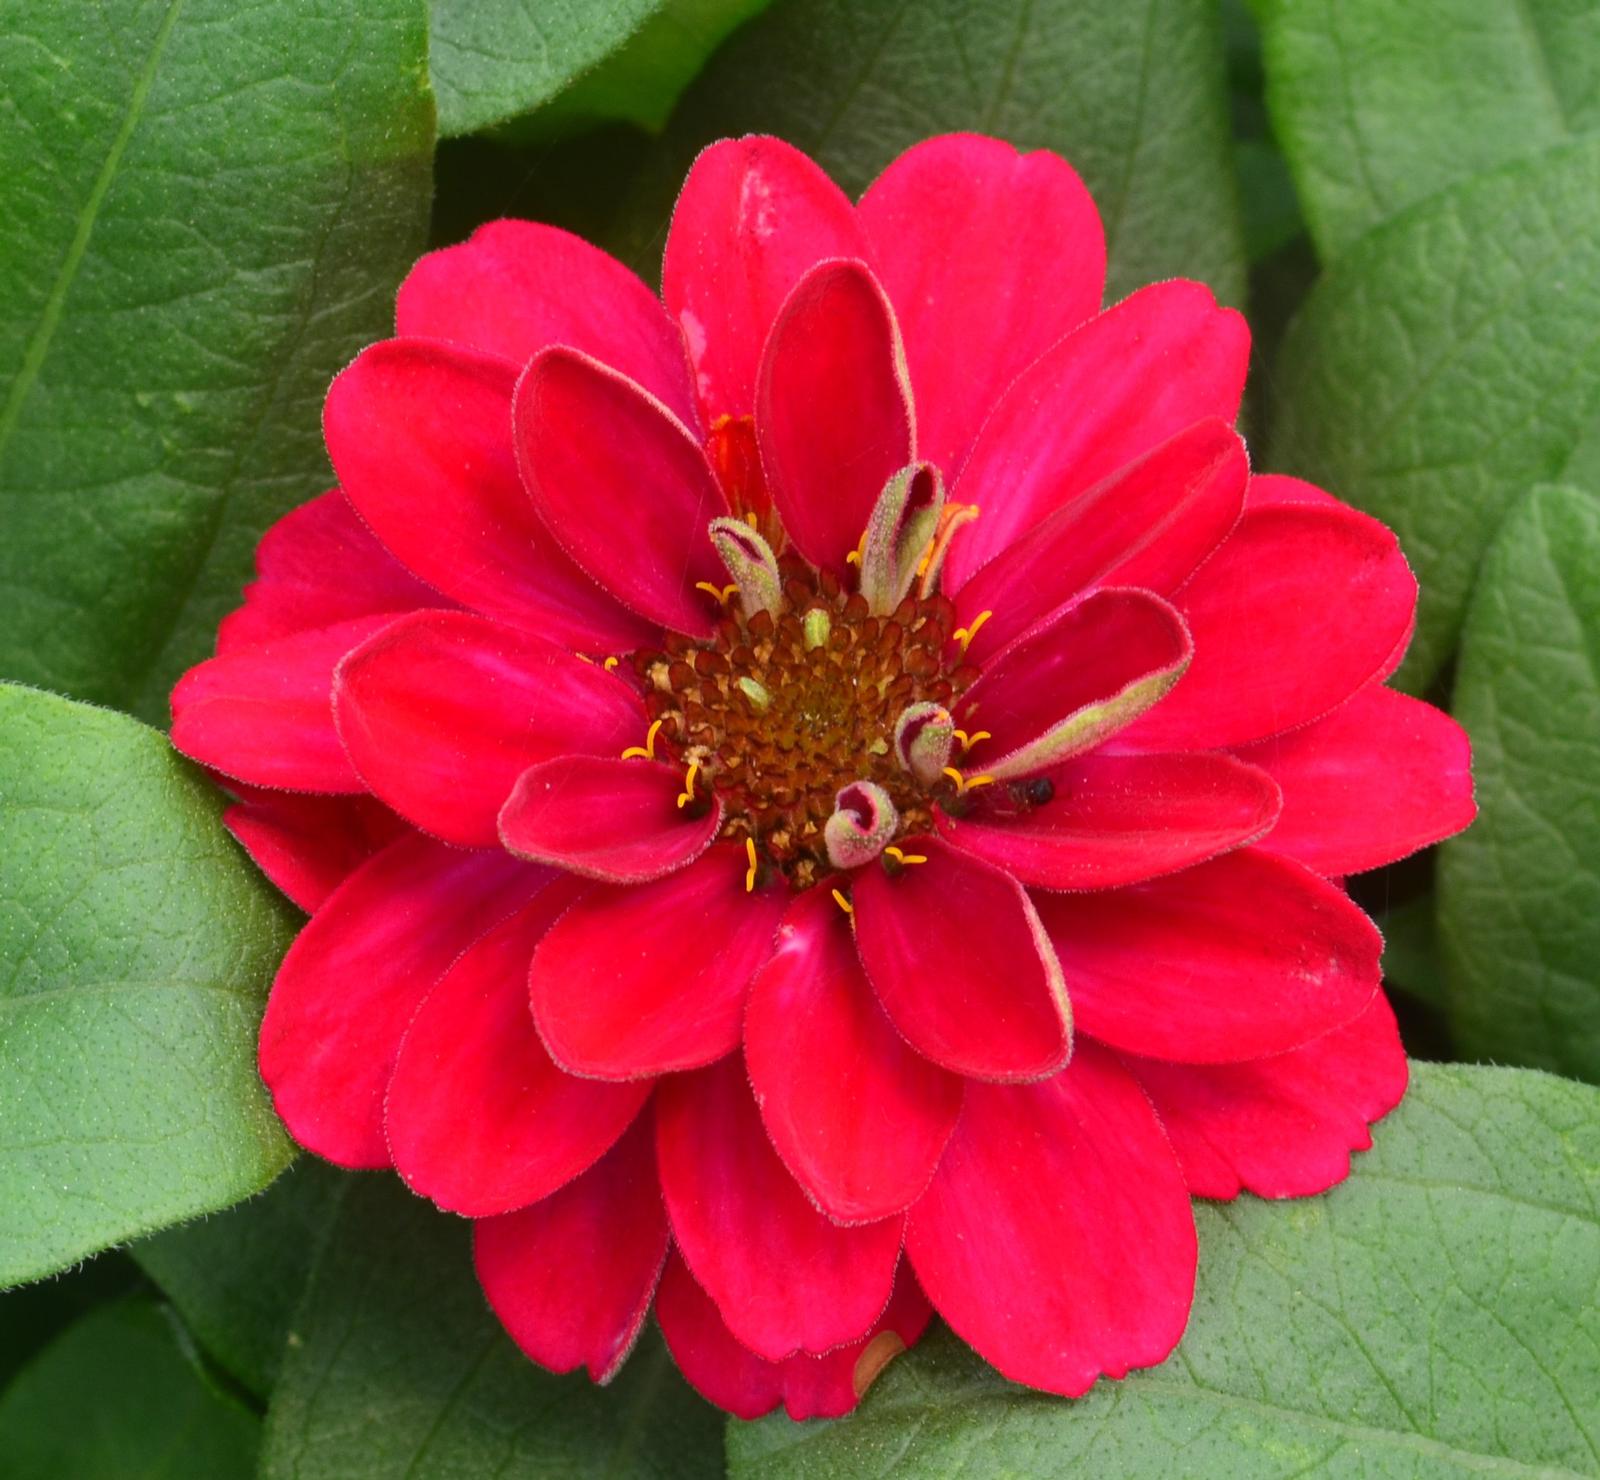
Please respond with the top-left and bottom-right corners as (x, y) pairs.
(824, 781), (901, 871)
(709, 516), (783, 619)
(894, 701), (955, 786)
(802, 606), (833, 651)
(860, 463), (945, 615)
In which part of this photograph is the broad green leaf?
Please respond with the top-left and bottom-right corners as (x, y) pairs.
(1262, 0), (1600, 258)
(0, 1254), (140, 1391)
(731, 1061), (1600, 1478)
(612, 0), (1246, 307)
(1439, 485), (1600, 1082)
(0, 1298), (258, 1480)
(134, 1160), (348, 1398)
(0, 685), (296, 1287)
(1271, 138), (1600, 687)
(0, 0), (433, 722)
(1378, 893), (1445, 1010)
(260, 1173), (723, 1479)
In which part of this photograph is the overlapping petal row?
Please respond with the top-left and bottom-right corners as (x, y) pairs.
(171, 133), (1474, 1418)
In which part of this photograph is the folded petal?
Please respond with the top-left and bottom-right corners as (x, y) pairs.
(396, 220), (698, 426)
(952, 420), (1246, 666)
(906, 1044), (1196, 1395)
(513, 347), (729, 637)
(656, 1252), (931, 1421)
(756, 259), (915, 575)
(223, 789), (406, 913)
(474, 1115), (667, 1383)
(530, 844), (786, 1079)
(324, 340), (654, 651)
(1035, 848), (1382, 1063)
(663, 136), (867, 423)
(656, 1055), (904, 1361)
(1238, 685), (1475, 876)
(954, 589), (1192, 779)
(333, 611), (644, 847)
(852, 837), (1071, 1082)
(259, 834), (542, 1166)
(945, 280), (1250, 587)
(1123, 504), (1418, 751)
(746, 888), (963, 1224)
(385, 883), (652, 1216)
(1245, 472), (1344, 510)
(172, 614), (400, 793)
(937, 751), (1280, 890)
(1128, 993), (1408, 1199)
(499, 755), (722, 882)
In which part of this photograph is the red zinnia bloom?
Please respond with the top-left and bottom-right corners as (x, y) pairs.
(171, 134), (1475, 1418)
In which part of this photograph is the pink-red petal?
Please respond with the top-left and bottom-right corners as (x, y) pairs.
(223, 789), (406, 913)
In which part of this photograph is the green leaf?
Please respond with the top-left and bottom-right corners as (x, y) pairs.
(0, 1254), (141, 1391)
(0, 0), (433, 722)
(1262, 0), (1600, 259)
(0, 1298), (259, 1480)
(1378, 893), (1445, 1010)
(1271, 138), (1600, 687)
(133, 1160), (348, 1399)
(260, 1173), (723, 1479)
(1439, 484), (1600, 1082)
(0, 685), (296, 1288)
(730, 1061), (1600, 1478)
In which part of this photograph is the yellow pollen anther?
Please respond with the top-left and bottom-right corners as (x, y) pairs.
(953, 728), (992, 754)
(694, 580), (739, 605)
(952, 609), (992, 653)
(845, 531), (867, 567)
(942, 764), (998, 795)
(831, 888), (854, 915)
(603, 656), (620, 672)
(884, 846), (928, 866)
(744, 836), (760, 893)
(965, 773), (997, 791)
(676, 760), (701, 810)
(745, 510), (760, 528)
(621, 718), (664, 761)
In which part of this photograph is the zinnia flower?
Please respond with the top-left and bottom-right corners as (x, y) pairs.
(170, 133), (1475, 1418)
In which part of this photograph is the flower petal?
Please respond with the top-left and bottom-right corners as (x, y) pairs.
(1127, 993), (1409, 1199)
(474, 1115), (667, 1383)
(951, 420), (1246, 666)
(499, 755), (722, 883)
(852, 837), (1071, 1082)
(1246, 472), (1344, 510)
(513, 347), (730, 637)
(172, 614), (401, 793)
(396, 220), (698, 426)
(1123, 504), (1419, 751)
(259, 833), (542, 1167)
(663, 136), (867, 423)
(1035, 848), (1382, 1063)
(1239, 685), (1475, 876)
(333, 610), (644, 848)
(906, 1044), (1196, 1395)
(756, 259), (915, 575)
(937, 750), (1280, 890)
(530, 844), (787, 1080)
(324, 340), (653, 651)
(859, 134), (1105, 479)
(656, 1251), (931, 1421)
(656, 1055), (904, 1361)
(223, 789), (406, 913)
(945, 280), (1249, 587)
(385, 883), (652, 1216)
(746, 888), (963, 1224)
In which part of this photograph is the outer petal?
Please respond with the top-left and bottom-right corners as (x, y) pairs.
(333, 610), (644, 848)
(385, 884), (652, 1217)
(259, 833), (542, 1167)
(1123, 504), (1418, 751)
(216, 491), (443, 654)
(474, 1115), (667, 1383)
(906, 1044), (1197, 1395)
(945, 280), (1250, 587)
(1246, 472), (1344, 510)
(396, 220), (698, 426)
(952, 420), (1247, 666)
(656, 1252), (932, 1421)
(499, 755), (722, 882)
(746, 888), (963, 1224)
(852, 837), (1071, 1082)
(937, 751), (1280, 891)
(1238, 685), (1475, 876)
(1035, 848), (1382, 1063)
(530, 844), (787, 1079)
(859, 134), (1105, 479)
(663, 136), (868, 423)
(324, 340), (653, 651)
(223, 790), (406, 913)
(756, 259), (915, 575)
(656, 1055), (904, 1361)
(171, 614), (401, 793)
(513, 347), (729, 637)
(1128, 993), (1409, 1200)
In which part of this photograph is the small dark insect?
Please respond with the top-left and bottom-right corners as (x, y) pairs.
(983, 775), (1055, 820)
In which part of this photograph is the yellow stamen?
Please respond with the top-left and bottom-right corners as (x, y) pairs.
(953, 728), (992, 755)
(694, 580), (739, 605)
(884, 845), (927, 866)
(676, 760), (701, 810)
(845, 531), (867, 567)
(621, 718), (663, 761)
(744, 836), (760, 893)
(831, 887), (854, 915)
(941, 764), (998, 795)
(951, 609), (992, 653)
(965, 774), (997, 791)
(917, 502), (981, 599)
(603, 656), (620, 672)
(745, 510), (760, 529)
